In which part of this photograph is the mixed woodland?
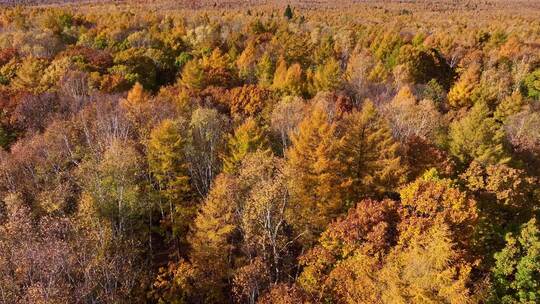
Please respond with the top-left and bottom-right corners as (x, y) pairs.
(0, 1), (540, 303)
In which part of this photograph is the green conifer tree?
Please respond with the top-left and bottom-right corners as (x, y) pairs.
(449, 101), (510, 166)
(223, 118), (271, 174)
(284, 5), (294, 20)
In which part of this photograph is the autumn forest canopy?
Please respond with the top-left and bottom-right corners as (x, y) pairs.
(0, 0), (539, 303)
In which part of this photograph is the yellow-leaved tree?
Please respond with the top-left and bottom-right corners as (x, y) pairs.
(147, 118), (194, 241)
(447, 63), (481, 108)
(223, 117), (271, 174)
(285, 104), (348, 245)
(379, 223), (472, 304)
(340, 99), (406, 203)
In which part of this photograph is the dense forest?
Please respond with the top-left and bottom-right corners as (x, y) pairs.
(0, 1), (539, 303)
